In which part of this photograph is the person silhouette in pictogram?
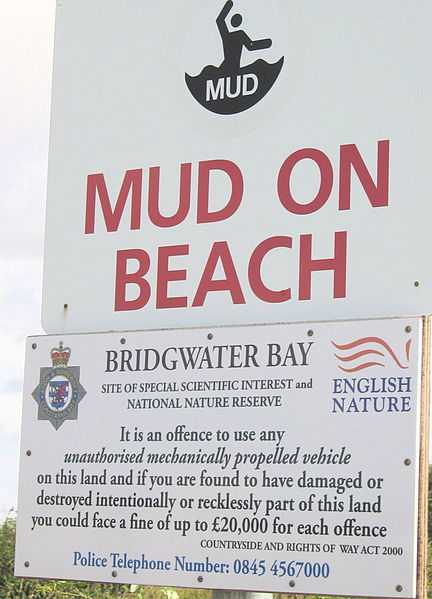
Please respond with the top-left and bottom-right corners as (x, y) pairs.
(216, 0), (272, 72)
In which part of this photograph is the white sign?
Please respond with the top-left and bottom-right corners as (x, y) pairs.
(16, 317), (423, 597)
(41, 1), (432, 333)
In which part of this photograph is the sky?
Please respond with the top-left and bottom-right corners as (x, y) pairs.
(0, 0), (54, 517)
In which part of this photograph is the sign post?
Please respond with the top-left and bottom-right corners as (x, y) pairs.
(15, 1), (431, 597)
(40, 1), (432, 334)
(15, 317), (428, 597)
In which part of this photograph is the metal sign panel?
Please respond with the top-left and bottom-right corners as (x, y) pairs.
(16, 317), (423, 597)
(41, 1), (432, 333)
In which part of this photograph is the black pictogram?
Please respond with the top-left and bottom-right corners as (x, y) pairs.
(185, 1), (284, 115)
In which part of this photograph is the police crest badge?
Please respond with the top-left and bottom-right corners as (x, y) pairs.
(32, 342), (87, 430)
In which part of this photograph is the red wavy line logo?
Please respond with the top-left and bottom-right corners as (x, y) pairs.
(332, 336), (411, 372)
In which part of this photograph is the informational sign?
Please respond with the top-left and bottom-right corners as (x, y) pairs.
(16, 317), (425, 597)
(41, 1), (432, 334)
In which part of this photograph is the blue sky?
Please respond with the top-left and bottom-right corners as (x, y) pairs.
(0, 0), (54, 516)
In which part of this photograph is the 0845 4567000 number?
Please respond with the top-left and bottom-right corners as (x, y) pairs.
(232, 559), (330, 578)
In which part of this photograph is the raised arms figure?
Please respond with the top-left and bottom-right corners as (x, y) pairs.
(216, 1), (272, 71)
